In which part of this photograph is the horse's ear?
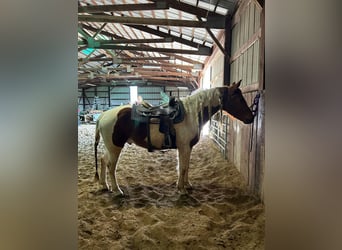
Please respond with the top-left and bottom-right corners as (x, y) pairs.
(235, 80), (242, 88)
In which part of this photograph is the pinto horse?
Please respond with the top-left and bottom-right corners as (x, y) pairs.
(94, 80), (254, 196)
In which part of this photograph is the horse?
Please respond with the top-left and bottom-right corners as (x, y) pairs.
(94, 80), (254, 196)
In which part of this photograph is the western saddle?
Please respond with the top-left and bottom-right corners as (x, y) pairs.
(131, 97), (185, 151)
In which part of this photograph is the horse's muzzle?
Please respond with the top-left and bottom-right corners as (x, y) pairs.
(244, 117), (254, 124)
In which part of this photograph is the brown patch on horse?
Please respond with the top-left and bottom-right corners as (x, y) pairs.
(112, 107), (149, 148)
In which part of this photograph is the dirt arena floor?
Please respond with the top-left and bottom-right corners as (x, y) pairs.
(78, 124), (265, 249)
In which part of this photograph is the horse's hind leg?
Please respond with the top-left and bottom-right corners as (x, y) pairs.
(184, 163), (193, 190)
(176, 146), (192, 194)
(99, 151), (109, 190)
(108, 146), (124, 196)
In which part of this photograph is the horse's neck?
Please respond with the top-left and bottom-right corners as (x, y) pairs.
(184, 88), (222, 126)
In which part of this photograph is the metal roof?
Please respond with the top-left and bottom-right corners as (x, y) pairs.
(78, 0), (239, 90)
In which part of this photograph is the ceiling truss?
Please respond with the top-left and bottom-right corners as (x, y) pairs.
(78, 0), (237, 90)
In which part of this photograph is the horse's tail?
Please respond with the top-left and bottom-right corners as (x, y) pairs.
(94, 118), (101, 182)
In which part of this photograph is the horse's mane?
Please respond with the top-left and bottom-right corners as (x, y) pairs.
(181, 87), (222, 126)
(183, 87), (222, 111)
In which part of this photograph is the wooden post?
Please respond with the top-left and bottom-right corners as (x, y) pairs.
(224, 15), (232, 85)
(107, 86), (111, 109)
(82, 88), (86, 111)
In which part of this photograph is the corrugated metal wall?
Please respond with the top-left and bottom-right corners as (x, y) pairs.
(78, 85), (191, 112)
(228, 0), (264, 197)
(78, 86), (130, 111)
(138, 86), (164, 106)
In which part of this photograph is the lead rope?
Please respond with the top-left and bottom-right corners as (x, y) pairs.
(249, 92), (261, 152)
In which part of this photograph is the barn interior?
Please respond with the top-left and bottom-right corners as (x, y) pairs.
(78, 0), (265, 248)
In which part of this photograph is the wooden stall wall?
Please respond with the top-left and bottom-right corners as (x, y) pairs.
(229, 0), (264, 198)
(200, 32), (226, 89)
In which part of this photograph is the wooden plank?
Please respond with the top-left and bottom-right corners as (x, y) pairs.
(78, 37), (174, 45)
(80, 56), (171, 62)
(132, 70), (193, 77)
(242, 52), (247, 87)
(149, 0), (225, 18)
(78, 15), (225, 29)
(244, 4), (249, 44)
(224, 16), (232, 84)
(247, 46), (253, 85)
(252, 40), (259, 83)
(255, 91), (265, 196)
(78, 3), (169, 13)
(127, 24), (208, 50)
(254, 6), (261, 32)
(249, 2), (256, 38)
(230, 28), (261, 62)
(88, 44), (211, 56)
(259, 7), (265, 90)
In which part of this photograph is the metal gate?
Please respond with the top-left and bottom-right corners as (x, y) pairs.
(210, 112), (230, 159)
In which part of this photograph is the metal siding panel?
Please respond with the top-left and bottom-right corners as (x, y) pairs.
(138, 86), (163, 106)
(111, 86), (130, 107)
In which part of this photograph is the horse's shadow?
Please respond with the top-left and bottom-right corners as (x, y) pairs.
(90, 183), (258, 209)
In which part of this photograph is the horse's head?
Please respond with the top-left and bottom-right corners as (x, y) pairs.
(219, 80), (254, 124)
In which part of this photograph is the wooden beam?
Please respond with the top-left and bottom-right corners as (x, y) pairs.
(86, 44), (211, 56)
(149, 0), (224, 18)
(78, 2), (168, 13)
(127, 24), (208, 50)
(132, 70), (193, 77)
(197, 16), (227, 56)
(80, 24), (206, 64)
(78, 15), (225, 29)
(78, 37), (174, 46)
(163, 53), (203, 66)
(79, 56), (171, 62)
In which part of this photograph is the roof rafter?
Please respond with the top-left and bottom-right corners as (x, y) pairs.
(78, 15), (225, 29)
(78, 2), (169, 13)
(149, 0), (225, 18)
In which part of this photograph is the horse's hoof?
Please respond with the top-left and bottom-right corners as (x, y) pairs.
(185, 182), (193, 190)
(100, 184), (109, 191)
(177, 188), (188, 195)
(112, 189), (124, 197)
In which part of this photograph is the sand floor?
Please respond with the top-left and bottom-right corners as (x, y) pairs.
(78, 124), (264, 249)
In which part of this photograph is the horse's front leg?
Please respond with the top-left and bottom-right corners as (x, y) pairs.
(108, 146), (124, 196)
(176, 146), (192, 194)
(99, 152), (109, 190)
